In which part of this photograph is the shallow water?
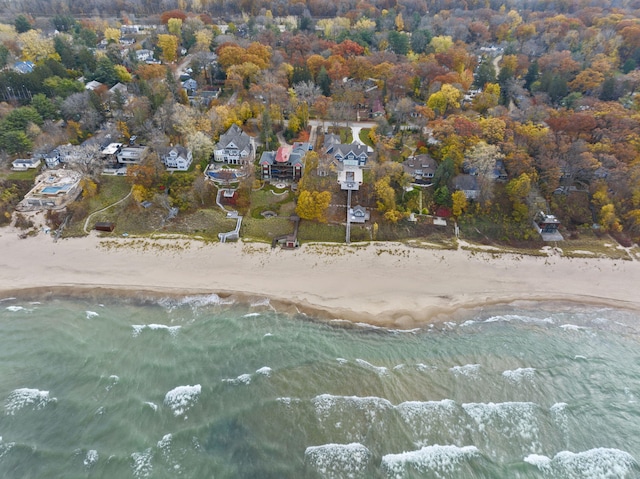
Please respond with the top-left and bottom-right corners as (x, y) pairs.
(0, 295), (639, 478)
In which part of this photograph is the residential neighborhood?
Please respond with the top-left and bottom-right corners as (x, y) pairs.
(0, 3), (639, 250)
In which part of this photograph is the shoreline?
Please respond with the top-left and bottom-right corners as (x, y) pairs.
(2, 227), (640, 328)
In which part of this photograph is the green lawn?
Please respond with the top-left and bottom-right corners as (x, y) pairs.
(249, 188), (295, 218)
(359, 128), (374, 147)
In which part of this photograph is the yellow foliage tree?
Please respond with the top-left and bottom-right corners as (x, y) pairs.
(81, 178), (98, 199)
(19, 30), (59, 62)
(167, 18), (182, 37)
(296, 190), (332, 222)
(157, 34), (179, 62)
(395, 13), (404, 31)
(114, 65), (132, 83)
(451, 190), (468, 217)
(104, 27), (120, 43)
(194, 28), (213, 51)
(430, 35), (453, 53)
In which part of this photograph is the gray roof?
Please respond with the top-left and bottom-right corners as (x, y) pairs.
(329, 143), (369, 159)
(157, 145), (190, 159)
(402, 154), (437, 177)
(453, 174), (479, 191)
(323, 133), (341, 150)
(216, 124), (252, 153)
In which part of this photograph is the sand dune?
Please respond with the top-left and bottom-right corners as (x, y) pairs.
(1, 227), (639, 328)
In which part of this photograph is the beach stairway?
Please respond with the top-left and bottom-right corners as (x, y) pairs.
(216, 189), (242, 243)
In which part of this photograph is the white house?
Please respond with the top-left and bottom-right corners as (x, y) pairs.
(12, 158), (41, 171)
(214, 124), (255, 165)
(136, 49), (154, 62)
(158, 145), (193, 171)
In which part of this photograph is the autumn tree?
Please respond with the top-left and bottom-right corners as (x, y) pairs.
(451, 190), (468, 217)
(157, 34), (179, 62)
(296, 190), (331, 222)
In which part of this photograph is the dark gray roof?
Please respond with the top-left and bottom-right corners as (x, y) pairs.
(216, 124), (252, 153)
(157, 145), (190, 159)
(402, 154), (437, 176)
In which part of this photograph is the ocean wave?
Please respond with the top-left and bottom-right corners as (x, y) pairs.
(255, 366), (272, 377)
(84, 449), (98, 467)
(559, 324), (588, 331)
(0, 437), (15, 460)
(483, 314), (554, 324)
(5, 305), (28, 312)
(144, 401), (158, 412)
(355, 358), (389, 376)
(312, 394), (394, 422)
(222, 373), (252, 385)
(132, 324), (181, 337)
(304, 443), (372, 477)
(396, 400), (458, 438)
(524, 448), (638, 478)
(0, 297), (16, 303)
(381, 444), (480, 477)
(5, 388), (56, 415)
(163, 385), (201, 417)
(250, 297), (271, 308)
(85, 311), (99, 319)
(158, 294), (234, 311)
(131, 448), (153, 479)
(502, 367), (536, 383)
(450, 364), (481, 377)
(243, 312), (261, 318)
(462, 402), (539, 443)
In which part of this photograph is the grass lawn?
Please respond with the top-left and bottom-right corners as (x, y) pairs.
(249, 188), (294, 218)
(5, 169), (39, 181)
(359, 128), (374, 147)
(298, 221), (346, 243)
(241, 216), (296, 242)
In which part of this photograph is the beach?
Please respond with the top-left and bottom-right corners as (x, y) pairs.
(1, 226), (640, 328)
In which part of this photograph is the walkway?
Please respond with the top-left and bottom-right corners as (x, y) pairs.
(216, 188), (243, 243)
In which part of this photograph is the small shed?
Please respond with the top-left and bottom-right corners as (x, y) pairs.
(95, 222), (115, 232)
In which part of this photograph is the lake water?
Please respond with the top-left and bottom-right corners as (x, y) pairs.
(1, 294), (639, 478)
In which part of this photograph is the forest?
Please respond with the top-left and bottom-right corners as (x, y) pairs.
(0, 0), (640, 246)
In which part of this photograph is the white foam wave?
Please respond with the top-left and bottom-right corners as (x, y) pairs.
(131, 448), (153, 478)
(574, 355), (588, 360)
(222, 373), (252, 385)
(277, 397), (301, 407)
(157, 433), (172, 451)
(382, 444), (479, 477)
(263, 333), (273, 338)
(159, 294), (234, 310)
(560, 324), (587, 331)
(502, 367), (536, 383)
(5, 388), (56, 415)
(163, 385), (201, 417)
(131, 324), (181, 337)
(105, 375), (119, 391)
(312, 394), (393, 422)
(355, 359), (389, 376)
(396, 400), (458, 437)
(525, 448), (638, 478)
(416, 363), (436, 372)
(5, 306), (26, 312)
(84, 450), (98, 467)
(304, 443), (371, 477)
(0, 437), (15, 460)
(336, 358), (348, 364)
(255, 367), (272, 377)
(484, 314), (554, 324)
(144, 402), (158, 412)
(450, 364), (481, 377)
(0, 297), (16, 302)
(250, 297), (271, 307)
(462, 402), (539, 441)
(243, 313), (261, 318)
(85, 311), (99, 319)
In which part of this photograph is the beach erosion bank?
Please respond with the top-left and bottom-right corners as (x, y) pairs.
(1, 227), (640, 328)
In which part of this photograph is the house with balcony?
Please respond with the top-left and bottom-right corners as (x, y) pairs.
(213, 124), (255, 165)
(260, 144), (307, 181)
(158, 145), (193, 171)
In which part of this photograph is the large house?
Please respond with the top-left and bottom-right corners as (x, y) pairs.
(158, 145), (193, 171)
(117, 146), (149, 165)
(323, 135), (370, 167)
(213, 124), (255, 165)
(402, 155), (438, 185)
(260, 144), (308, 181)
(17, 169), (83, 211)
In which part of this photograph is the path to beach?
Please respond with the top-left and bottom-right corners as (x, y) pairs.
(1, 228), (640, 328)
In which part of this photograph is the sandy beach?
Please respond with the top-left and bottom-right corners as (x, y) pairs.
(1, 226), (640, 328)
